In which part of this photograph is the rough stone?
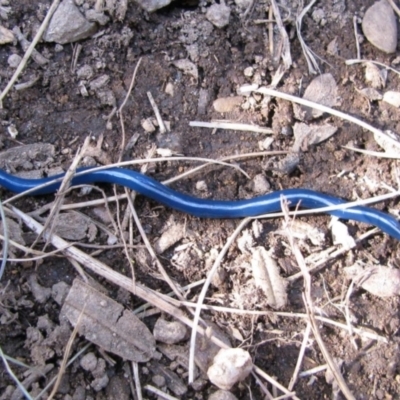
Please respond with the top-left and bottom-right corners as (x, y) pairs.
(362, 0), (397, 54)
(43, 0), (97, 44)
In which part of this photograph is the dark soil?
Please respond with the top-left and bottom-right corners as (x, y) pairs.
(1, 0), (400, 399)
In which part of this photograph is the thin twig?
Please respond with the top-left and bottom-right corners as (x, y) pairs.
(189, 120), (273, 134)
(188, 217), (252, 383)
(255, 86), (400, 150)
(352, 16), (361, 60)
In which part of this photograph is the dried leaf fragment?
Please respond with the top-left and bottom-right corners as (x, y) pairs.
(344, 263), (400, 297)
(61, 279), (156, 362)
(292, 122), (337, 152)
(251, 247), (287, 309)
(294, 73), (337, 120)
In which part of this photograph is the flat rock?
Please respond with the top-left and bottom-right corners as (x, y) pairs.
(134, 0), (172, 12)
(43, 0), (97, 44)
(362, 0), (397, 54)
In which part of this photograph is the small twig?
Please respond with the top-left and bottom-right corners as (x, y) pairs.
(189, 120), (273, 134)
(188, 217), (252, 383)
(255, 86), (400, 151)
(147, 91), (167, 134)
(0, 199), (8, 281)
(343, 145), (400, 159)
(47, 308), (82, 400)
(288, 322), (311, 391)
(270, 0), (292, 69)
(345, 59), (400, 76)
(387, 0), (400, 17)
(144, 385), (179, 400)
(0, 0), (60, 106)
(282, 199), (356, 400)
(132, 362), (143, 400)
(352, 16), (361, 60)
(296, 0), (321, 74)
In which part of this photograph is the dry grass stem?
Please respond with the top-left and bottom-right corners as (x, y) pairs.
(282, 200), (355, 400)
(126, 188), (184, 299)
(295, 0), (321, 74)
(188, 217), (252, 383)
(0, 0), (61, 106)
(256, 87), (400, 150)
(30, 137), (91, 249)
(343, 145), (400, 159)
(387, 0), (400, 18)
(132, 362), (143, 400)
(345, 59), (400, 76)
(288, 322), (311, 391)
(353, 16), (361, 60)
(269, 0), (292, 69)
(47, 309), (82, 400)
(147, 91), (167, 133)
(189, 120), (273, 134)
(144, 385), (179, 400)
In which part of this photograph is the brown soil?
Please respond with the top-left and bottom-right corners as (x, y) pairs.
(1, 0), (400, 399)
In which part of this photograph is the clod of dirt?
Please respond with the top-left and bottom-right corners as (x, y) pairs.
(206, 3), (231, 28)
(28, 274), (51, 304)
(209, 390), (238, 400)
(61, 279), (156, 362)
(0, 143), (55, 171)
(383, 91), (400, 107)
(43, 0), (97, 44)
(213, 96), (243, 113)
(250, 247), (288, 309)
(154, 221), (185, 254)
(0, 25), (14, 44)
(172, 59), (199, 81)
(364, 62), (387, 88)
(153, 318), (188, 344)
(53, 211), (97, 241)
(207, 348), (253, 390)
(344, 262), (400, 297)
(251, 174), (270, 194)
(362, 0), (397, 54)
(294, 73), (338, 120)
(292, 122), (338, 152)
(135, 0), (172, 12)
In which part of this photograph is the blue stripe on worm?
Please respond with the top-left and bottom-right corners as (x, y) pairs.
(1, 167), (399, 240)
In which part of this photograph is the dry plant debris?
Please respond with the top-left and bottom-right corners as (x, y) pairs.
(2, 0), (400, 398)
(61, 279), (156, 362)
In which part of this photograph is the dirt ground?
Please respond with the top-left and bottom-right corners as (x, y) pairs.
(1, 0), (400, 399)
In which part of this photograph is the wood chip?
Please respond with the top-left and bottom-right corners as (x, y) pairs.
(61, 279), (156, 362)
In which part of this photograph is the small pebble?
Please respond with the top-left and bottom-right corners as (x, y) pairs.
(207, 348), (253, 390)
(153, 318), (188, 344)
(80, 352), (98, 372)
(362, 0), (397, 53)
(206, 3), (231, 28)
(8, 54), (21, 68)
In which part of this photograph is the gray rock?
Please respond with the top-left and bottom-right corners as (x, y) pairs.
(362, 0), (397, 54)
(209, 390), (238, 400)
(43, 0), (97, 44)
(134, 0), (172, 12)
(206, 3), (231, 28)
(153, 318), (188, 344)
